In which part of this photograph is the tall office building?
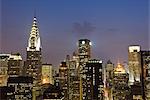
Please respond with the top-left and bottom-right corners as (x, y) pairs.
(0, 54), (10, 86)
(78, 39), (91, 100)
(84, 59), (103, 100)
(128, 45), (141, 84)
(67, 52), (80, 100)
(113, 63), (129, 100)
(8, 53), (22, 77)
(104, 60), (114, 100)
(59, 61), (68, 100)
(141, 51), (150, 100)
(42, 64), (53, 84)
(25, 17), (42, 99)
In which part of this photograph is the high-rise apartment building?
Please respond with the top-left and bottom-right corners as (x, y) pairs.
(128, 45), (141, 84)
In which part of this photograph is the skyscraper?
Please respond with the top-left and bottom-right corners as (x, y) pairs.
(59, 61), (68, 100)
(128, 45), (141, 84)
(141, 51), (150, 100)
(104, 60), (114, 100)
(84, 59), (103, 100)
(25, 17), (42, 99)
(67, 52), (80, 100)
(0, 54), (10, 86)
(113, 63), (129, 100)
(78, 39), (91, 100)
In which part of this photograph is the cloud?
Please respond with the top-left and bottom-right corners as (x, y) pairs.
(72, 21), (96, 36)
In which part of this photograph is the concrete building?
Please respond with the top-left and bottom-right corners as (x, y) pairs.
(0, 54), (10, 86)
(25, 16), (42, 99)
(128, 45), (141, 84)
(84, 59), (103, 100)
(7, 76), (33, 100)
(8, 53), (23, 77)
(59, 61), (68, 100)
(67, 52), (80, 100)
(43, 84), (64, 100)
(78, 39), (91, 100)
(113, 63), (130, 100)
(141, 51), (150, 100)
(42, 64), (53, 84)
(104, 60), (114, 100)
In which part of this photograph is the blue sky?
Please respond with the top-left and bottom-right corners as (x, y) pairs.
(1, 0), (149, 66)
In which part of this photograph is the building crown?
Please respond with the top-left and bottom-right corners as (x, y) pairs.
(27, 17), (41, 51)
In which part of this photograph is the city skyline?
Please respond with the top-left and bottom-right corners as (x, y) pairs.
(1, 0), (149, 66)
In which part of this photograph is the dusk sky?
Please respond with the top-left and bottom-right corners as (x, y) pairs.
(1, 0), (149, 67)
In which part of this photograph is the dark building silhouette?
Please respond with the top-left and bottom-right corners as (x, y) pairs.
(7, 76), (33, 100)
(84, 59), (103, 100)
(141, 51), (150, 100)
(43, 84), (64, 100)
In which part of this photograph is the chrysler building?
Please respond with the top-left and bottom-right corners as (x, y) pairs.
(25, 16), (42, 94)
(27, 17), (41, 51)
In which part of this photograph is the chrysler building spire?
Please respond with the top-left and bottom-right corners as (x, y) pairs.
(27, 17), (41, 51)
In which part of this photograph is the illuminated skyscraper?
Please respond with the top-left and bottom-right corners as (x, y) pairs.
(104, 60), (114, 100)
(84, 59), (103, 100)
(59, 61), (68, 100)
(67, 52), (80, 100)
(0, 54), (10, 86)
(25, 16), (42, 99)
(128, 45), (141, 84)
(141, 51), (150, 100)
(78, 39), (91, 100)
(113, 63), (129, 100)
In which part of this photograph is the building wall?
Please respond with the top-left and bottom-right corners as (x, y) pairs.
(113, 63), (129, 100)
(141, 51), (150, 100)
(78, 39), (91, 100)
(25, 51), (42, 87)
(8, 54), (22, 77)
(0, 54), (10, 86)
(84, 59), (103, 100)
(7, 76), (33, 100)
(128, 46), (141, 84)
(42, 64), (53, 84)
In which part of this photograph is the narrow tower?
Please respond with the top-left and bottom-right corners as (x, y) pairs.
(78, 39), (91, 100)
(128, 45), (141, 84)
(25, 17), (42, 94)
